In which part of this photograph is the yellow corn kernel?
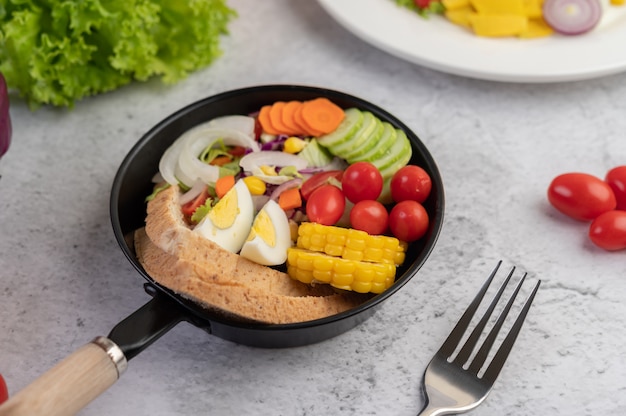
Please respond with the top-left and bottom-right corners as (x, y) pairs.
(286, 248), (395, 294)
(297, 222), (406, 265)
(611, 0), (624, 4)
(242, 175), (267, 195)
(283, 137), (307, 154)
(260, 165), (277, 176)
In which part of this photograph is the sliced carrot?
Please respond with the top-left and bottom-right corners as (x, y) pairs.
(294, 103), (323, 137)
(258, 105), (281, 135)
(269, 101), (298, 135)
(215, 175), (236, 198)
(278, 187), (302, 211)
(281, 101), (306, 136)
(300, 97), (345, 134)
(210, 155), (233, 166)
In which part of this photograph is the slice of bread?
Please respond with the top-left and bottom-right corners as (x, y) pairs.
(137, 185), (366, 324)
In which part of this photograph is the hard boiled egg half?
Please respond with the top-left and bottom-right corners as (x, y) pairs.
(240, 199), (291, 266)
(193, 179), (254, 253)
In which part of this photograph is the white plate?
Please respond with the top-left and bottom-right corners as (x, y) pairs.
(317, 0), (626, 83)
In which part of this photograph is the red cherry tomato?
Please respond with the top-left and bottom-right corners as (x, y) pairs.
(606, 166), (626, 211)
(306, 185), (346, 225)
(390, 165), (432, 204)
(0, 374), (8, 404)
(300, 170), (344, 201)
(341, 162), (383, 203)
(388, 200), (429, 242)
(588, 210), (626, 251)
(181, 186), (210, 218)
(547, 173), (616, 221)
(350, 200), (389, 235)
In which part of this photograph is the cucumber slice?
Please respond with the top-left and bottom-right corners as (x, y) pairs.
(330, 111), (377, 158)
(346, 121), (396, 164)
(341, 116), (384, 161)
(379, 133), (412, 180)
(372, 129), (412, 174)
(317, 108), (363, 150)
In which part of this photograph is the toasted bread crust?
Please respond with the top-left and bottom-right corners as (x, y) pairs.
(138, 185), (365, 324)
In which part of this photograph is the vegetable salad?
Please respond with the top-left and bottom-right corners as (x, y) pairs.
(151, 98), (434, 294)
(396, 0), (625, 38)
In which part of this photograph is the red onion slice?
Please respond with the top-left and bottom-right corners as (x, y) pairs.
(0, 72), (11, 159)
(543, 0), (602, 35)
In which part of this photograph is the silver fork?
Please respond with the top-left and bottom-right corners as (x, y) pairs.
(418, 261), (541, 416)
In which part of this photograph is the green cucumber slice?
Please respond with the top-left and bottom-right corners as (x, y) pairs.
(341, 116), (384, 161)
(330, 111), (377, 158)
(346, 121), (396, 164)
(372, 129), (412, 175)
(317, 108), (363, 150)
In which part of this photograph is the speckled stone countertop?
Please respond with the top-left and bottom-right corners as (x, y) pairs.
(1, 1), (625, 415)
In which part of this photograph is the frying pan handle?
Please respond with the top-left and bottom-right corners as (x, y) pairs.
(0, 337), (126, 416)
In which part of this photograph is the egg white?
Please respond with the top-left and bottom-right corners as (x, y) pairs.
(240, 199), (291, 266)
(193, 179), (254, 253)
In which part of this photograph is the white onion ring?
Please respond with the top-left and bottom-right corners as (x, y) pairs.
(179, 181), (207, 206)
(239, 151), (309, 185)
(269, 178), (303, 201)
(207, 115), (256, 139)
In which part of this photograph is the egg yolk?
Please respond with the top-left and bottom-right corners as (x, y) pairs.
(208, 187), (239, 229)
(247, 210), (276, 247)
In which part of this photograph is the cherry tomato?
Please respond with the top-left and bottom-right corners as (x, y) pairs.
(306, 185), (346, 225)
(300, 170), (344, 201)
(390, 165), (432, 204)
(0, 374), (8, 404)
(181, 186), (210, 218)
(388, 200), (429, 242)
(414, 0), (435, 8)
(547, 173), (616, 221)
(588, 210), (626, 251)
(606, 166), (626, 211)
(341, 162), (383, 203)
(350, 200), (389, 235)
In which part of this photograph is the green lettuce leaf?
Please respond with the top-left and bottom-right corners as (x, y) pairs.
(0, 0), (236, 108)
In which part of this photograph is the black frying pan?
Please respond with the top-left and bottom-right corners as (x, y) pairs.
(0, 85), (444, 416)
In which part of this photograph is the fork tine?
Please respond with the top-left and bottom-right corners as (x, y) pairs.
(439, 260), (502, 358)
(453, 266), (516, 366)
(467, 272), (526, 373)
(481, 279), (541, 382)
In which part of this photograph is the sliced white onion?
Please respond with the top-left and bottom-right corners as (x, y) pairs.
(158, 118), (261, 187)
(179, 180), (207, 206)
(207, 115), (256, 139)
(239, 151), (309, 185)
(269, 178), (303, 201)
(158, 138), (186, 185)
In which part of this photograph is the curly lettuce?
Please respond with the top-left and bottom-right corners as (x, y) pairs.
(0, 0), (236, 108)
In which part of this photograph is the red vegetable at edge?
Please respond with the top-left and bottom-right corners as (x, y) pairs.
(547, 172), (616, 221)
(605, 166), (626, 211)
(0, 72), (11, 159)
(589, 210), (626, 251)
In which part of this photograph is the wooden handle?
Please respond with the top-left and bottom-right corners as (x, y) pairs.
(0, 337), (127, 416)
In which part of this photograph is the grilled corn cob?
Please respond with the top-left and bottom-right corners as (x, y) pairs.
(286, 247), (396, 294)
(297, 222), (406, 265)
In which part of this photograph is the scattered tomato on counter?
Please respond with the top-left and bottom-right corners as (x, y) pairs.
(0, 373), (8, 404)
(548, 166), (626, 251)
(605, 166), (626, 210)
(589, 211), (626, 251)
(547, 172), (616, 221)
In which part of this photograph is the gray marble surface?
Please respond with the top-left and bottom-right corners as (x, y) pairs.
(1, 1), (626, 415)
